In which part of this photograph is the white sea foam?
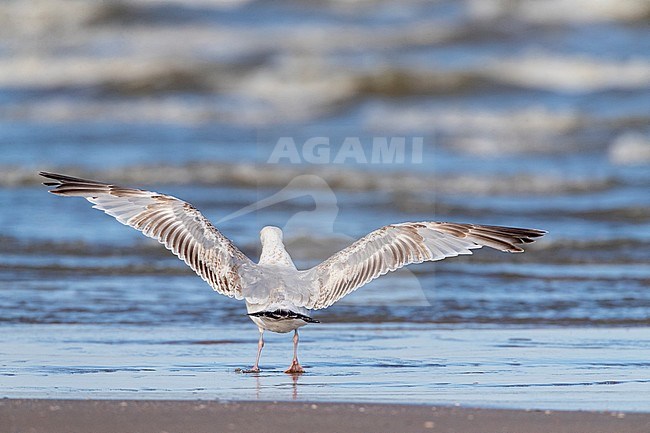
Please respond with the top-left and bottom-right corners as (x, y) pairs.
(0, 0), (647, 132)
(9, 163), (615, 196)
(609, 132), (650, 165)
(1, 0), (648, 129)
(367, 105), (582, 134)
(469, 0), (650, 24)
(365, 104), (584, 154)
(484, 55), (650, 93)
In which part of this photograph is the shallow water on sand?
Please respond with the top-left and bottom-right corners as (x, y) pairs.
(2, 324), (649, 412)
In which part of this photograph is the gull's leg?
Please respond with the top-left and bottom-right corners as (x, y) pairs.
(245, 327), (264, 373)
(285, 329), (305, 374)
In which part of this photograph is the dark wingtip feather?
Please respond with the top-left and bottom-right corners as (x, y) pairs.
(39, 171), (107, 185)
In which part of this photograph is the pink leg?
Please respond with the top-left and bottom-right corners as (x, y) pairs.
(284, 329), (305, 374)
(245, 328), (264, 373)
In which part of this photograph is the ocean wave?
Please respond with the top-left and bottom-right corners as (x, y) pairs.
(3, 52), (649, 126)
(0, 57), (243, 95)
(2, 0), (650, 128)
(85, 0), (252, 27)
(608, 132), (650, 165)
(483, 55), (650, 93)
(0, 163), (618, 195)
(524, 238), (650, 265)
(365, 104), (586, 155)
(0, 234), (164, 258)
(321, 305), (650, 327)
(5, 303), (649, 327)
(6, 0), (648, 42)
(0, 234), (258, 263)
(468, 0), (650, 24)
(0, 262), (188, 277)
(393, 196), (650, 223)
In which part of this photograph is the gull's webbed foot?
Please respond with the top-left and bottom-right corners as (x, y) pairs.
(284, 360), (305, 374)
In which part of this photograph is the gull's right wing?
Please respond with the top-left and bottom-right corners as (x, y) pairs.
(304, 222), (546, 310)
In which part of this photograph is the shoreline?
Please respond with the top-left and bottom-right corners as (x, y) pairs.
(2, 400), (648, 433)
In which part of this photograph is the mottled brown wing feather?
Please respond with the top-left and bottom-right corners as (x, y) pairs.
(40, 171), (254, 299)
(305, 222), (545, 309)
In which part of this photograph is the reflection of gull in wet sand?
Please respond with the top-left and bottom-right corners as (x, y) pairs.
(40, 172), (546, 374)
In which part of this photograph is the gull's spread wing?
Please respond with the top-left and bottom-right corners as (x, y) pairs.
(304, 222), (545, 309)
(40, 172), (255, 299)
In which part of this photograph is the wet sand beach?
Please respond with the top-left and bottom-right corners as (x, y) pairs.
(2, 399), (649, 433)
(4, 325), (650, 411)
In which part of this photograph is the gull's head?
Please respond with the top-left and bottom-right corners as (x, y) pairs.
(260, 226), (283, 246)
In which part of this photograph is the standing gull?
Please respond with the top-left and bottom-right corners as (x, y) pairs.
(40, 172), (546, 374)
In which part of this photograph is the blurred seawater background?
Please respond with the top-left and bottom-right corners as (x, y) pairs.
(0, 0), (649, 407)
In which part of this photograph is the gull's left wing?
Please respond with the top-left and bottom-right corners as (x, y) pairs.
(40, 171), (257, 299)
